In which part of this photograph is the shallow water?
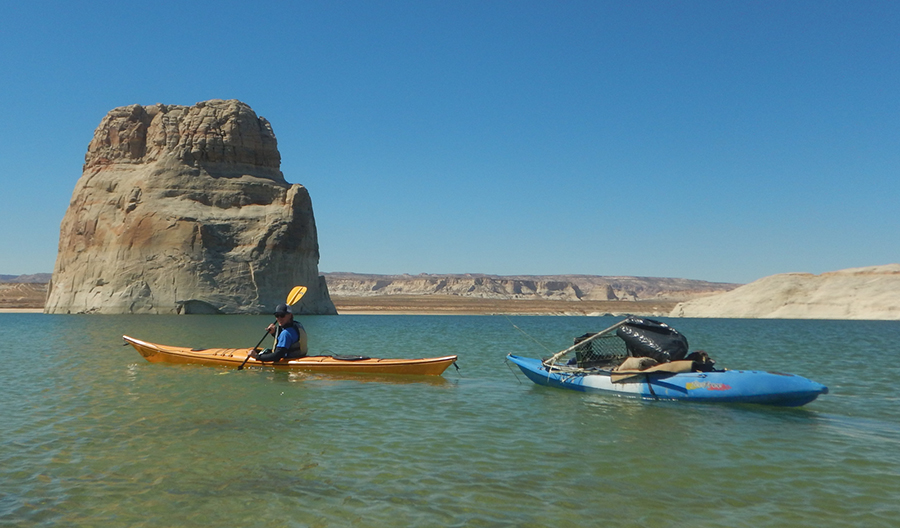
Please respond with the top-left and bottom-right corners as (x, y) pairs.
(1, 314), (899, 527)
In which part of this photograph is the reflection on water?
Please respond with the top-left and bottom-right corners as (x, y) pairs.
(1, 314), (899, 527)
(266, 368), (456, 386)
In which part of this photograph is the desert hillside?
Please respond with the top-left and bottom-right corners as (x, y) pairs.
(0, 282), (47, 309)
(671, 264), (900, 320)
(0, 273), (51, 283)
(1, 272), (736, 315)
(324, 273), (737, 302)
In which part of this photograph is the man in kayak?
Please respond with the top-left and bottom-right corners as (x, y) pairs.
(252, 303), (309, 361)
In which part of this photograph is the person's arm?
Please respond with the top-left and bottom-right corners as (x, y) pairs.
(269, 327), (294, 357)
(256, 325), (288, 362)
(255, 347), (287, 362)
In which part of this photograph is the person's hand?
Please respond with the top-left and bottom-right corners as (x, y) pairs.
(267, 323), (277, 335)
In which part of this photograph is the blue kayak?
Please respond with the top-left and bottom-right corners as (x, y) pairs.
(507, 354), (828, 407)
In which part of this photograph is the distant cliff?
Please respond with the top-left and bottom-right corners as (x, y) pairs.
(0, 282), (47, 309)
(325, 273), (738, 302)
(0, 274), (51, 283)
(671, 264), (900, 320)
(45, 100), (336, 315)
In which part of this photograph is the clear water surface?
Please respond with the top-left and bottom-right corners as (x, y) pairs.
(1, 314), (898, 527)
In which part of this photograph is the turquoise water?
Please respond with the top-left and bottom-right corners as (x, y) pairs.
(2, 314), (899, 527)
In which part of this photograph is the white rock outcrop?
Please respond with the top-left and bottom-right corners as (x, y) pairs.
(45, 100), (336, 314)
(670, 264), (900, 320)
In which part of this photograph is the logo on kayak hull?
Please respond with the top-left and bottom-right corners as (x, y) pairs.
(685, 381), (732, 391)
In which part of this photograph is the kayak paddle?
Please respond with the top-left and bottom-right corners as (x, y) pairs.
(237, 285), (308, 370)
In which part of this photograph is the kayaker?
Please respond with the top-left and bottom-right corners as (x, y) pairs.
(252, 303), (309, 361)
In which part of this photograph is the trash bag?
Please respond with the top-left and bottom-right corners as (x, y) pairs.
(616, 317), (689, 363)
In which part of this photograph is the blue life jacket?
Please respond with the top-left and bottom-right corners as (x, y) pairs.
(276, 321), (306, 357)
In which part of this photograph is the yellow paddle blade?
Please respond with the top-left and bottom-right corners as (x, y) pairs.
(286, 286), (307, 305)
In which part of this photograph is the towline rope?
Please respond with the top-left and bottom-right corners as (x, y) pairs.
(503, 315), (555, 355)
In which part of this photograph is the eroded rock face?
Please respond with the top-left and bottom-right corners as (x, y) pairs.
(46, 99), (336, 314)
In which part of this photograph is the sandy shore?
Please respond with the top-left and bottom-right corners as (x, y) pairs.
(0, 308), (43, 313)
(330, 295), (676, 316)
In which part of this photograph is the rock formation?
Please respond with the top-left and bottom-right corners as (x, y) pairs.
(45, 99), (336, 315)
(670, 264), (900, 320)
(324, 273), (738, 302)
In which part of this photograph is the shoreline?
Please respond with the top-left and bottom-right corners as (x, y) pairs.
(0, 298), (677, 316)
(330, 296), (677, 316)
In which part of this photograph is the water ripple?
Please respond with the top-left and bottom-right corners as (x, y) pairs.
(2, 315), (899, 526)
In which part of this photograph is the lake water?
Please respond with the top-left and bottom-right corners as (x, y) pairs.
(1, 314), (899, 527)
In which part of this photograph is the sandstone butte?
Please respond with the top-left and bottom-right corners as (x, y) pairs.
(670, 264), (900, 320)
(45, 99), (337, 315)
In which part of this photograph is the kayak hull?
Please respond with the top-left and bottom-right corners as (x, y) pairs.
(507, 355), (827, 407)
(124, 335), (457, 376)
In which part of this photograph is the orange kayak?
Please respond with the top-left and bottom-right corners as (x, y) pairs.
(123, 335), (458, 376)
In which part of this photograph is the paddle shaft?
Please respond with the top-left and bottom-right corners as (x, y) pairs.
(237, 322), (276, 370)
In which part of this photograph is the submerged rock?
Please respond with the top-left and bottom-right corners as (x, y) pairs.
(46, 99), (336, 314)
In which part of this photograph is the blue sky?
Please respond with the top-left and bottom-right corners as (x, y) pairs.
(1, 1), (897, 284)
